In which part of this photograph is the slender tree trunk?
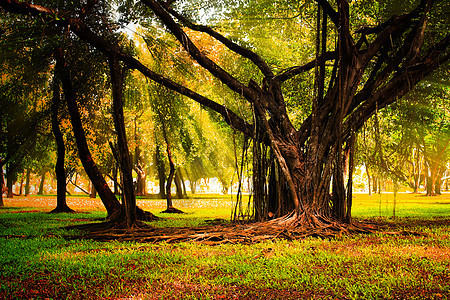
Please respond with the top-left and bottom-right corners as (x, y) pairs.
(412, 147), (422, 193)
(112, 162), (119, 195)
(165, 143), (175, 209)
(37, 170), (46, 195)
(393, 181), (399, 219)
(134, 146), (146, 196)
(0, 164), (4, 206)
(18, 170), (24, 195)
(365, 162), (372, 195)
(155, 144), (166, 198)
(178, 167), (188, 197)
(24, 168), (30, 196)
(160, 130), (184, 214)
(50, 78), (74, 213)
(6, 163), (16, 198)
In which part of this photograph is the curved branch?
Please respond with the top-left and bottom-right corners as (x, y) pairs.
(160, 1), (274, 78)
(0, 0), (254, 137)
(274, 51), (335, 82)
(344, 36), (449, 139)
(141, 0), (258, 102)
(359, 0), (431, 65)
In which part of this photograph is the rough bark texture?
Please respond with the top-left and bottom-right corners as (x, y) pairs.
(109, 54), (137, 227)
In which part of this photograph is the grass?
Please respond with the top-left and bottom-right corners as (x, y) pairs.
(0, 193), (449, 299)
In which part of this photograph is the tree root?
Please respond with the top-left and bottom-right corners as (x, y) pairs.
(67, 213), (381, 244)
(160, 206), (185, 214)
(137, 207), (160, 221)
(49, 206), (76, 214)
(66, 211), (434, 244)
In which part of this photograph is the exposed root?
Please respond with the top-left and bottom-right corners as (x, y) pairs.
(49, 206), (76, 214)
(160, 207), (185, 214)
(67, 211), (382, 244)
(136, 207), (160, 221)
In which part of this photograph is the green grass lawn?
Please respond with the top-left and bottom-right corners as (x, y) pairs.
(0, 193), (449, 299)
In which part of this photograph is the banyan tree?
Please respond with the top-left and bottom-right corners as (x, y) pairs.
(0, 0), (448, 229)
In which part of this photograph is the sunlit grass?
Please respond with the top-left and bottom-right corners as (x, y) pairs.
(1, 193), (449, 299)
(352, 192), (450, 218)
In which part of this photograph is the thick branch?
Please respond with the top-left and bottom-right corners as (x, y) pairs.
(160, 1), (274, 77)
(274, 51), (335, 82)
(141, 0), (258, 101)
(344, 39), (449, 139)
(0, 0), (254, 138)
(359, 0), (431, 65)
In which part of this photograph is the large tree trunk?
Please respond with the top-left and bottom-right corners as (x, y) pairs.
(50, 77), (74, 213)
(55, 50), (121, 217)
(109, 54), (137, 228)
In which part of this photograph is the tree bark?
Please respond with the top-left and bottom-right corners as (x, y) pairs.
(55, 50), (121, 217)
(108, 54), (137, 228)
(160, 129), (184, 214)
(37, 169), (45, 195)
(165, 142), (175, 210)
(155, 144), (166, 198)
(178, 167), (188, 197)
(18, 170), (24, 195)
(174, 170), (184, 199)
(50, 76), (74, 213)
(365, 162), (372, 195)
(24, 168), (30, 196)
(0, 164), (4, 206)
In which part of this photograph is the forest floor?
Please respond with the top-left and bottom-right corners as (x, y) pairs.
(1, 193), (449, 299)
